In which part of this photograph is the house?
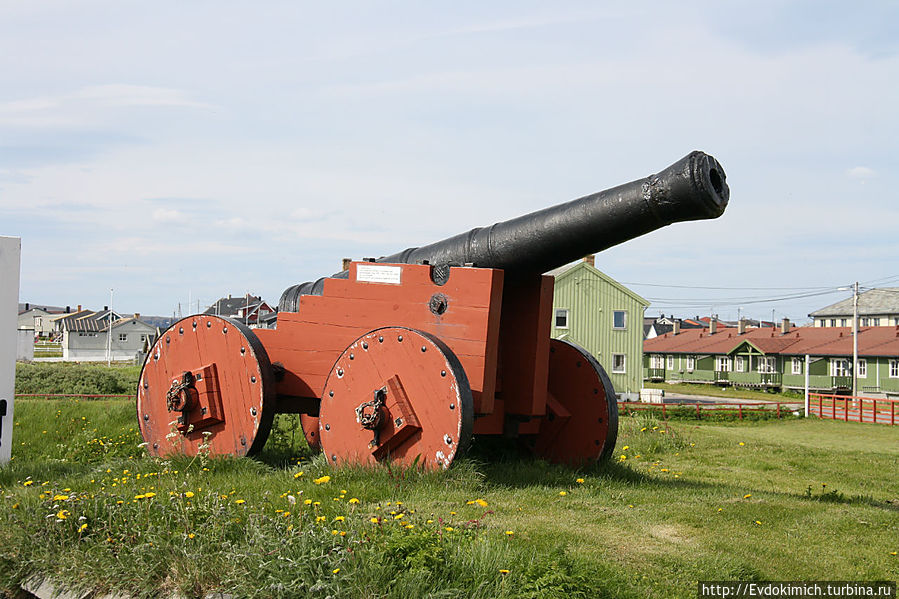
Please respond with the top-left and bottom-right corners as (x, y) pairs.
(548, 256), (649, 401)
(61, 311), (157, 362)
(810, 288), (899, 327)
(203, 294), (274, 327)
(17, 303), (66, 338)
(643, 318), (899, 398)
(644, 314), (705, 339)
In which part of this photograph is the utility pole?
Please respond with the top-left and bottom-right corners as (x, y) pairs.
(852, 281), (859, 398)
(106, 288), (113, 366)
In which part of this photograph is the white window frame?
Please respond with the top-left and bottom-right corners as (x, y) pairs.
(757, 356), (776, 374)
(857, 358), (866, 378)
(554, 308), (569, 329)
(860, 317), (869, 326)
(792, 357), (802, 375)
(666, 355), (675, 370)
(650, 354), (664, 369)
(841, 318), (848, 327)
(829, 319), (836, 327)
(890, 360), (899, 378)
(118, 333), (127, 342)
(873, 318), (880, 326)
(735, 356), (745, 372)
(686, 356), (695, 372)
(612, 353), (626, 373)
(716, 356), (731, 372)
(830, 359), (849, 377)
(612, 310), (627, 330)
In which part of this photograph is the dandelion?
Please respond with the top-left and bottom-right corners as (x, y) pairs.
(316, 516), (326, 522)
(619, 455), (627, 461)
(185, 492), (195, 498)
(144, 492), (156, 499)
(313, 501), (321, 507)
(235, 499), (246, 505)
(394, 513), (405, 520)
(628, 504), (634, 508)
(405, 524), (414, 529)
(575, 478), (585, 484)
(349, 497), (360, 504)
(313, 475), (331, 485)
(12, 504), (18, 509)
(332, 568), (341, 574)
(334, 516), (345, 522)
(370, 517), (379, 523)
(332, 529), (339, 535)
(23, 481), (33, 487)
(499, 569), (510, 574)
(717, 508), (723, 512)
(755, 520), (762, 525)
(738, 442), (745, 446)
(339, 531), (346, 537)
(294, 471), (304, 479)
(304, 499), (312, 505)
(660, 468), (669, 473)
(188, 533), (196, 539)
(78, 523), (88, 533)
(53, 494), (69, 501)
(622, 445), (629, 450)
(890, 552), (897, 556)
(445, 526), (454, 532)
(450, 511), (457, 515)
(559, 491), (568, 496)
(504, 530), (514, 536)
(743, 494), (752, 499)
(56, 510), (69, 520)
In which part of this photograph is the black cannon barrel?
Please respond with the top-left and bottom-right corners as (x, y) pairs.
(280, 151), (728, 312)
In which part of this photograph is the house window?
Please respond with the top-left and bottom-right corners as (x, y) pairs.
(666, 355), (674, 370)
(735, 356), (745, 372)
(757, 357), (776, 373)
(651, 355), (664, 369)
(873, 318), (880, 326)
(857, 359), (866, 378)
(118, 333), (127, 342)
(686, 356), (695, 372)
(554, 309), (569, 329)
(841, 318), (848, 327)
(613, 310), (627, 330)
(891, 360), (899, 378)
(140, 335), (147, 342)
(860, 317), (869, 326)
(829, 319), (836, 327)
(612, 354), (626, 373)
(716, 357), (731, 371)
(792, 358), (802, 375)
(830, 359), (849, 377)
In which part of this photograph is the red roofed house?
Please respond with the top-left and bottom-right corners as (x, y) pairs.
(644, 318), (899, 397)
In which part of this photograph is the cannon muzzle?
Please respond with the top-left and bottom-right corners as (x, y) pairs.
(280, 151), (728, 311)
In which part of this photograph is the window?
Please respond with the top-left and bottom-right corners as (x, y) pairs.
(716, 357), (731, 371)
(735, 356), (745, 372)
(757, 357), (776, 373)
(651, 355), (664, 369)
(666, 355), (674, 370)
(891, 360), (899, 378)
(857, 359), (866, 378)
(554, 309), (569, 329)
(118, 333), (127, 342)
(686, 356), (695, 372)
(860, 317), (869, 326)
(829, 319), (836, 327)
(792, 358), (802, 375)
(612, 354), (626, 373)
(613, 310), (627, 330)
(140, 334), (147, 342)
(830, 359), (849, 377)
(841, 318), (848, 327)
(873, 318), (880, 326)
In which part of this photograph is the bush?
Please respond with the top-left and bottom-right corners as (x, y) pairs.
(15, 363), (141, 395)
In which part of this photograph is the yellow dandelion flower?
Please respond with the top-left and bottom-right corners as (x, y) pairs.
(622, 445), (629, 450)
(339, 531), (346, 537)
(640, 427), (647, 432)
(628, 504), (634, 508)
(56, 509), (69, 520)
(499, 569), (510, 574)
(144, 492), (156, 498)
(575, 478), (585, 484)
(334, 516), (345, 522)
(445, 526), (454, 532)
(313, 475), (331, 485)
(394, 513), (405, 520)
(426, 519), (434, 524)
(755, 520), (762, 525)
(475, 498), (488, 507)
(316, 516), (326, 522)
(450, 511), (457, 515)
(188, 533), (196, 539)
(12, 503), (19, 509)
(717, 508), (723, 512)
(185, 492), (195, 498)
(294, 471), (304, 479)
(504, 530), (514, 536)
(304, 499), (313, 505)
(349, 497), (360, 504)
(405, 524), (414, 529)
(235, 499), (245, 505)
(332, 530), (339, 535)
(559, 491), (567, 496)
(619, 455), (627, 461)
(23, 481), (33, 487)
(313, 501), (321, 507)
(743, 494), (752, 499)
(78, 523), (88, 533)
(340, 489), (348, 494)
(53, 494), (69, 501)
(134, 494), (146, 500)
(370, 517), (379, 523)
(332, 568), (340, 574)
(738, 442), (745, 446)
(890, 551), (897, 556)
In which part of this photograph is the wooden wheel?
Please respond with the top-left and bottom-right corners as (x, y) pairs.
(137, 315), (276, 457)
(318, 327), (473, 470)
(532, 338), (619, 464)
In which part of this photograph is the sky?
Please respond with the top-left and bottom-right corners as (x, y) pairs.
(2, 1), (898, 324)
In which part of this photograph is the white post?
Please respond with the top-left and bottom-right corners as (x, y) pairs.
(804, 354), (810, 418)
(107, 288), (113, 366)
(1, 236), (21, 464)
(852, 281), (859, 399)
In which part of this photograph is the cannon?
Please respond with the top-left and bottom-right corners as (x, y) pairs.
(137, 151), (728, 469)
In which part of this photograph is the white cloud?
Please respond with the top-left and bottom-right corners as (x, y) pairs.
(847, 166), (876, 179)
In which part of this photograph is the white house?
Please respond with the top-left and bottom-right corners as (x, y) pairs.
(63, 313), (157, 362)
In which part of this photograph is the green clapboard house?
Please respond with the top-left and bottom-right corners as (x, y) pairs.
(548, 257), (649, 401)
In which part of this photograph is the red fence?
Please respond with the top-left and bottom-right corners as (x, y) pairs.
(808, 393), (899, 425)
(618, 400), (797, 420)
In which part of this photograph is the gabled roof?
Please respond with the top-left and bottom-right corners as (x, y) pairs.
(547, 261), (649, 307)
(51, 309), (94, 323)
(809, 288), (899, 317)
(204, 294), (264, 317)
(645, 325), (899, 358)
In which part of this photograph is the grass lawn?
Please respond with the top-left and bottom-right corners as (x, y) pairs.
(643, 381), (804, 403)
(1, 399), (897, 598)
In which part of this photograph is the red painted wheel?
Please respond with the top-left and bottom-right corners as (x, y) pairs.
(300, 414), (321, 452)
(532, 338), (619, 464)
(137, 315), (276, 457)
(318, 327), (473, 470)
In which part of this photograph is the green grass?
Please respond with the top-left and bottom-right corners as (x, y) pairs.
(644, 381), (805, 402)
(2, 400), (897, 598)
(15, 361), (142, 395)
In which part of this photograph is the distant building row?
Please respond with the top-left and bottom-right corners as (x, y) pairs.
(644, 318), (899, 398)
